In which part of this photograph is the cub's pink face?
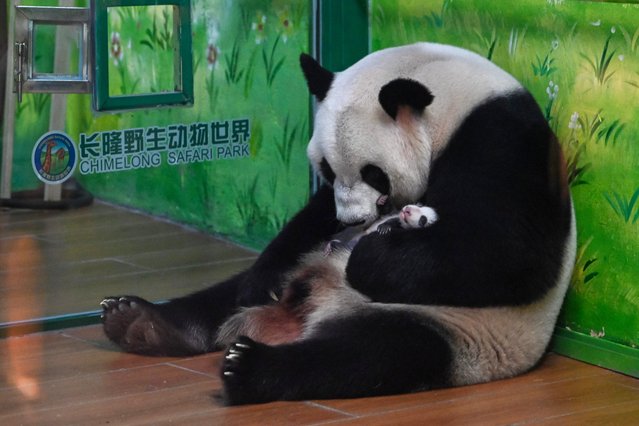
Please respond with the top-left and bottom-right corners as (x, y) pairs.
(399, 205), (438, 229)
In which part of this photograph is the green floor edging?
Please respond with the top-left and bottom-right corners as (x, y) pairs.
(0, 311), (102, 339)
(552, 327), (639, 378)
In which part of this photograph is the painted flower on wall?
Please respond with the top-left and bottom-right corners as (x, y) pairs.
(252, 12), (267, 44)
(278, 9), (294, 43)
(110, 32), (124, 66)
(207, 44), (219, 70)
(543, 80), (559, 121)
(568, 112), (582, 130)
(546, 80), (559, 100)
(206, 21), (220, 71)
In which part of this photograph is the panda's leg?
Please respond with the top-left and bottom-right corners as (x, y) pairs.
(220, 308), (453, 405)
(101, 274), (247, 356)
(101, 185), (340, 356)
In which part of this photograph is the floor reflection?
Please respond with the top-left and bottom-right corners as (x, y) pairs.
(2, 236), (43, 401)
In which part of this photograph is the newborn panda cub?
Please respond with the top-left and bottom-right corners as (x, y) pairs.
(216, 204), (438, 348)
(378, 204), (438, 233)
(326, 204), (438, 254)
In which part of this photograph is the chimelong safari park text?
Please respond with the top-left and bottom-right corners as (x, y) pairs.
(78, 119), (250, 174)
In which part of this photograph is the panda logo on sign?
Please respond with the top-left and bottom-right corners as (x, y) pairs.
(101, 42), (576, 405)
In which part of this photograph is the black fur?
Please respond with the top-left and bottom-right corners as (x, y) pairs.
(221, 309), (452, 405)
(282, 278), (312, 309)
(300, 54), (334, 102)
(361, 164), (391, 195)
(320, 158), (336, 185)
(347, 90), (571, 307)
(378, 78), (434, 120)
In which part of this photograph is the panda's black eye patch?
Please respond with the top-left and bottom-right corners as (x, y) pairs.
(320, 158), (336, 185)
(361, 164), (390, 195)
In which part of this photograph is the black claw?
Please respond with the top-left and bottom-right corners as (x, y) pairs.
(221, 337), (255, 378)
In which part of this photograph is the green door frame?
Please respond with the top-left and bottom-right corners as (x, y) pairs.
(318, 0), (368, 71)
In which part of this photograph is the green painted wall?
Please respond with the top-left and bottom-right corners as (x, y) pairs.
(371, 0), (639, 366)
(5, 0), (313, 250)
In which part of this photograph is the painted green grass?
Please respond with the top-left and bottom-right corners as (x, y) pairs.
(60, 1), (312, 250)
(372, 0), (639, 349)
(106, 5), (176, 96)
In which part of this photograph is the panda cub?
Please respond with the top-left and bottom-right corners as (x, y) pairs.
(326, 204), (439, 254)
(216, 203), (438, 348)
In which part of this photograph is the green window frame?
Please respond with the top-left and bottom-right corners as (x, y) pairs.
(91, 0), (193, 111)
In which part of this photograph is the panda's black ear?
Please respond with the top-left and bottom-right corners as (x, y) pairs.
(300, 53), (334, 102)
(378, 78), (434, 120)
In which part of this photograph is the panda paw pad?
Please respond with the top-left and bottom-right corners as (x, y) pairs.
(100, 295), (173, 354)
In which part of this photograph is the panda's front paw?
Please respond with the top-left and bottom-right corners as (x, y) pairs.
(376, 223), (393, 235)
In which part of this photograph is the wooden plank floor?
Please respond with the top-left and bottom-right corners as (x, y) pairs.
(1, 201), (639, 424)
(0, 201), (257, 323)
(1, 326), (638, 425)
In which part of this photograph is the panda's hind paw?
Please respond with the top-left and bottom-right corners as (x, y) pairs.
(101, 295), (161, 353)
(221, 336), (271, 405)
(101, 295), (201, 356)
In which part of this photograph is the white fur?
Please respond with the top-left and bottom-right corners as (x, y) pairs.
(307, 42), (521, 225)
(420, 205), (577, 384)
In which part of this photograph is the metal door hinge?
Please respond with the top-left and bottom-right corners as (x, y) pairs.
(14, 41), (26, 104)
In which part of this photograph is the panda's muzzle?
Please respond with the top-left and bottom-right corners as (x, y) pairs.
(333, 181), (381, 227)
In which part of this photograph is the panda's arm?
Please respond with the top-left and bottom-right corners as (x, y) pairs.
(374, 217), (402, 235)
(345, 213), (558, 307)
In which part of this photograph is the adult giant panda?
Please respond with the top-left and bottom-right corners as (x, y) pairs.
(101, 42), (576, 406)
